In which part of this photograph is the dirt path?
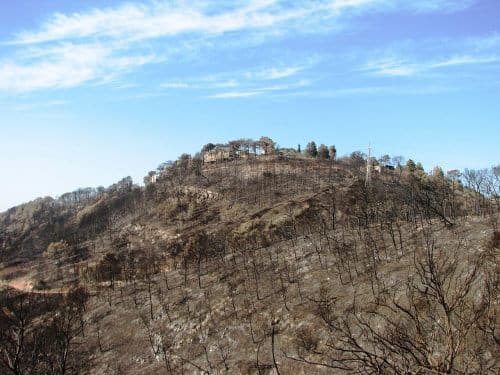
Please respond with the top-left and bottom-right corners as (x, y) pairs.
(8, 277), (33, 291)
(1, 276), (64, 294)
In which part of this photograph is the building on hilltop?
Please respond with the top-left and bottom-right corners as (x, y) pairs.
(202, 137), (277, 163)
(203, 146), (235, 163)
(373, 164), (396, 173)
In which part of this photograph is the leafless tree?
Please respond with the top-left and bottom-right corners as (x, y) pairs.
(292, 233), (496, 374)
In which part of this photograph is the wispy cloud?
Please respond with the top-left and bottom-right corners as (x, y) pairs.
(252, 66), (305, 80)
(276, 84), (453, 98)
(361, 58), (417, 76)
(0, 42), (160, 92)
(361, 32), (500, 78)
(363, 54), (499, 77)
(0, 0), (478, 93)
(405, 0), (477, 13)
(10, 0), (474, 46)
(10, 98), (70, 112)
(202, 79), (311, 98)
(430, 55), (499, 68)
(208, 91), (262, 99)
(161, 64), (311, 98)
(256, 79), (310, 90)
(160, 78), (239, 90)
(8, 0), (387, 46)
(160, 82), (192, 89)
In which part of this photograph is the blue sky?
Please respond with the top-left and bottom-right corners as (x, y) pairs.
(0, 0), (499, 211)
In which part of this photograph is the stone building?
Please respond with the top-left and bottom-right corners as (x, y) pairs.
(203, 146), (235, 163)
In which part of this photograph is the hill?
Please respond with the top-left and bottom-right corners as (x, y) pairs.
(0, 140), (498, 374)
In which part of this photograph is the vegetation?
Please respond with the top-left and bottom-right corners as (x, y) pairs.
(0, 136), (498, 374)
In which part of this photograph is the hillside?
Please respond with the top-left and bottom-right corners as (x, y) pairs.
(0, 143), (499, 375)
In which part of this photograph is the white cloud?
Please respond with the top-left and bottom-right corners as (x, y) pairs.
(362, 52), (499, 77)
(0, 42), (158, 92)
(0, 0), (480, 92)
(160, 82), (192, 89)
(159, 62), (312, 94)
(7, 1), (312, 45)
(2, 1), (335, 92)
(211, 79), (310, 97)
(0, 43), (106, 91)
(361, 58), (417, 76)
(208, 91), (261, 98)
(430, 55), (498, 68)
(207, 77), (310, 98)
(253, 66), (304, 80)
(277, 84), (452, 98)
(253, 79), (311, 91)
(160, 78), (239, 90)
(406, 0), (476, 13)
(9, 1), (392, 46)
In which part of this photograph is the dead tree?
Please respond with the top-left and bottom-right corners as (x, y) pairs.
(292, 234), (496, 373)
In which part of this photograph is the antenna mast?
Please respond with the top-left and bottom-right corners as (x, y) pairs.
(366, 143), (372, 186)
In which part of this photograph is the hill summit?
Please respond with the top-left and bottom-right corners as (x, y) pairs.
(0, 137), (498, 374)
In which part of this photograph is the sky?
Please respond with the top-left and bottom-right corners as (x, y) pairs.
(0, 0), (499, 211)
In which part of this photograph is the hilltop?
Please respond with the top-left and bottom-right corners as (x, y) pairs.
(0, 138), (498, 374)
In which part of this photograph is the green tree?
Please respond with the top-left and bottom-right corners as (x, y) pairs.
(317, 144), (329, 159)
(406, 159), (417, 172)
(349, 151), (366, 169)
(305, 141), (317, 157)
(201, 143), (215, 153)
(177, 154), (191, 170)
